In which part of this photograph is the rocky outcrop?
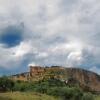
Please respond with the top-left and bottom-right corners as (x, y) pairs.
(65, 68), (100, 92)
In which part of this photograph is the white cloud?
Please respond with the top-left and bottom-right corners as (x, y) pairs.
(36, 52), (48, 59)
(13, 41), (33, 57)
(90, 66), (100, 75)
(67, 51), (82, 67)
(0, 41), (37, 68)
(0, 44), (21, 68)
(28, 62), (38, 67)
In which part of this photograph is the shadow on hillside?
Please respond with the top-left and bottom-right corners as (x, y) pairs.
(0, 96), (12, 100)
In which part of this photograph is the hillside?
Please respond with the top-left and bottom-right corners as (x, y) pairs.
(64, 68), (100, 92)
(11, 66), (100, 92)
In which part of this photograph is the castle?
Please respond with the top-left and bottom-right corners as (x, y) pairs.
(11, 65), (65, 81)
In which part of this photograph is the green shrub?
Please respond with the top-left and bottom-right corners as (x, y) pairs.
(47, 87), (94, 100)
(0, 76), (14, 92)
(47, 87), (83, 100)
(13, 81), (30, 91)
(82, 92), (94, 100)
(62, 87), (83, 100)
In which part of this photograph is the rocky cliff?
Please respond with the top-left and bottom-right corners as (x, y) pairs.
(64, 68), (100, 92)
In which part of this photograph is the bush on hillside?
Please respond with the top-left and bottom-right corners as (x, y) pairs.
(47, 87), (94, 100)
(13, 81), (31, 91)
(13, 78), (66, 92)
(82, 92), (94, 100)
(0, 76), (14, 92)
(47, 87), (83, 100)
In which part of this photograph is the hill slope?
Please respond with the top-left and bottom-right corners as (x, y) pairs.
(11, 66), (100, 92)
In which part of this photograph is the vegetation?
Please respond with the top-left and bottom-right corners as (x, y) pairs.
(0, 76), (99, 100)
(0, 76), (14, 92)
(94, 95), (100, 100)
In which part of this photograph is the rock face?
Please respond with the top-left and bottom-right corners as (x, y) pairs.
(11, 66), (100, 92)
(65, 68), (100, 92)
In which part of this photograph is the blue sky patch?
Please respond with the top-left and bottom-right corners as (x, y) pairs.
(0, 26), (23, 48)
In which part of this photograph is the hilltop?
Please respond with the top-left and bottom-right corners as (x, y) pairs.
(11, 66), (100, 92)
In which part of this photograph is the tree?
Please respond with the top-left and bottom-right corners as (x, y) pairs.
(0, 76), (14, 92)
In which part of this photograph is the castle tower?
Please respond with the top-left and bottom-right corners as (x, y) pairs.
(29, 66), (45, 77)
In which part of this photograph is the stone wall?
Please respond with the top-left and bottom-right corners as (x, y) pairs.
(11, 72), (29, 81)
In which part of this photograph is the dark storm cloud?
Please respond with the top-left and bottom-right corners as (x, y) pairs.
(0, 25), (23, 48)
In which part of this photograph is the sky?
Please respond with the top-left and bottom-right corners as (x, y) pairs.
(0, 0), (100, 75)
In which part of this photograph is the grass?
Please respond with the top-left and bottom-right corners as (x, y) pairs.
(95, 95), (100, 100)
(0, 92), (99, 100)
(0, 92), (60, 100)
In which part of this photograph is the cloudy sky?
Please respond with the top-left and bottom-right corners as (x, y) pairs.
(0, 0), (100, 75)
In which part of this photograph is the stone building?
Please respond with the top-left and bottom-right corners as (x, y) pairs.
(30, 66), (45, 76)
(11, 65), (65, 81)
(11, 72), (29, 81)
